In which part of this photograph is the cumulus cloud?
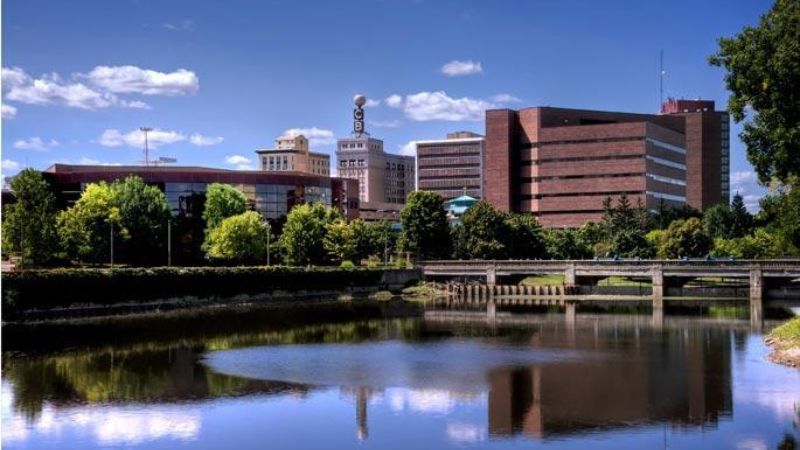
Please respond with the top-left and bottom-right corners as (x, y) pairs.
(162, 19), (195, 31)
(385, 94), (403, 108)
(1, 159), (20, 170)
(225, 155), (253, 170)
(281, 127), (336, 146)
(98, 128), (186, 149)
(491, 93), (522, 103)
(730, 170), (769, 212)
(365, 98), (380, 107)
(403, 91), (493, 121)
(13, 137), (59, 151)
(189, 133), (224, 146)
(397, 141), (416, 156)
(85, 65), (199, 96)
(2, 103), (17, 119)
(0, 65), (196, 111)
(441, 60), (483, 77)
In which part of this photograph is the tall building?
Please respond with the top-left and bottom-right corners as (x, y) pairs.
(415, 131), (485, 200)
(336, 95), (415, 221)
(256, 134), (331, 176)
(485, 101), (729, 228)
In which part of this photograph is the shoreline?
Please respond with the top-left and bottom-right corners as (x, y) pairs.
(765, 317), (800, 368)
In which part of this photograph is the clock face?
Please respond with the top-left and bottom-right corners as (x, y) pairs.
(353, 108), (364, 120)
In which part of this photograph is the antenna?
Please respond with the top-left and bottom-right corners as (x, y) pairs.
(139, 127), (153, 166)
(659, 50), (665, 111)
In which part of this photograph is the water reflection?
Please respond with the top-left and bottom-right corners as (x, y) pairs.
(2, 315), (799, 449)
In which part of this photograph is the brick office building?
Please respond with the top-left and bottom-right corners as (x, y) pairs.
(415, 131), (485, 200)
(485, 100), (729, 227)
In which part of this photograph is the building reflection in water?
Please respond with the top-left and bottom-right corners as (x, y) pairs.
(487, 325), (733, 439)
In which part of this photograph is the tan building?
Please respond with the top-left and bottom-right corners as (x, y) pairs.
(256, 134), (331, 176)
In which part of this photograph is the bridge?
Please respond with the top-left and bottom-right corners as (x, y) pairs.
(422, 259), (800, 324)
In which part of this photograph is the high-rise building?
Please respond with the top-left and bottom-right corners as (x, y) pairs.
(256, 134), (330, 176)
(415, 131), (485, 200)
(485, 100), (729, 227)
(336, 95), (415, 221)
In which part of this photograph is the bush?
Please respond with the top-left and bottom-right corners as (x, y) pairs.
(340, 260), (356, 269)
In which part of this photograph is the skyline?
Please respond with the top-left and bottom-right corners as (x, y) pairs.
(1, 0), (773, 209)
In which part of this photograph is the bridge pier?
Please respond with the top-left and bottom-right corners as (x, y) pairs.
(565, 302), (576, 324)
(487, 301), (497, 319)
(487, 267), (497, 286)
(651, 265), (664, 310)
(750, 267), (763, 329)
(564, 263), (576, 286)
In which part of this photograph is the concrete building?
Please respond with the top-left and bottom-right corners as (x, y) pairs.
(256, 134), (330, 176)
(415, 131), (485, 200)
(41, 164), (359, 221)
(336, 95), (415, 221)
(485, 100), (729, 227)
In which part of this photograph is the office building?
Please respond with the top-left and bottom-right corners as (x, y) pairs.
(485, 100), (729, 227)
(415, 131), (485, 200)
(256, 134), (330, 176)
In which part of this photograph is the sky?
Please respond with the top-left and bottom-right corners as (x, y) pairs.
(1, 0), (774, 209)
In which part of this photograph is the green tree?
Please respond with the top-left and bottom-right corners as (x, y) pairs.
(400, 191), (450, 260)
(203, 183), (247, 231)
(1, 168), (59, 266)
(578, 221), (607, 257)
(57, 182), (125, 264)
(657, 217), (713, 258)
(111, 176), (171, 265)
(455, 200), (509, 259)
(204, 211), (272, 264)
(506, 214), (548, 259)
(712, 228), (781, 259)
(543, 228), (591, 260)
(758, 180), (800, 255)
(601, 194), (651, 257)
(324, 218), (357, 263)
(709, 0), (800, 183)
(280, 203), (340, 265)
(703, 194), (754, 239)
(729, 193), (754, 238)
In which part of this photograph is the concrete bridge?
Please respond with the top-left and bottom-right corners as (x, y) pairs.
(422, 259), (800, 324)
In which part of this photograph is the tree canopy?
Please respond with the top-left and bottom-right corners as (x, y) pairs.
(57, 182), (124, 264)
(204, 211), (272, 264)
(203, 183), (248, 231)
(400, 191), (450, 260)
(279, 203), (341, 265)
(1, 168), (59, 266)
(112, 176), (171, 265)
(709, 0), (800, 183)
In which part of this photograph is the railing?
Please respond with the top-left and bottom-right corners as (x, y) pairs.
(422, 259), (800, 274)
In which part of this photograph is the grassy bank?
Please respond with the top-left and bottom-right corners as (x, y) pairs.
(2, 266), (420, 320)
(766, 317), (800, 368)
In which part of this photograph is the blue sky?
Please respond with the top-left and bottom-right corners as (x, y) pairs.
(1, 0), (773, 208)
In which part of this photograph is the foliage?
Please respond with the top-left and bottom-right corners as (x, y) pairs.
(656, 217), (713, 258)
(649, 200), (702, 230)
(280, 203), (341, 265)
(400, 191), (450, 260)
(709, 0), (800, 183)
(1, 168), (59, 266)
(339, 260), (356, 269)
(757, 181), (800, 255)
(703, 193), (754, 239)
(542, 228), (591, 260)
(506, 214), (547, 259)
(601, 194), (651, 257)
(204, 212), (272, 264)
(454, 200), (509, 259)
(324, 218), (357, 263)
(112, 176), (171, 265)
(203, 183), (247, 231)
(711, 228), (781, 259)
(770, 317), (800, 347)
(57, 182), (125, 264)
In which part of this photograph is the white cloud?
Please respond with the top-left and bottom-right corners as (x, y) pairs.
(98, 128), (186, 149)
(397, 141), (416, 156)
(1, 159), (20, 170)
(365, 98), (380, 107)
(730, 170), (768, 212)
(369, 119), (402, 128)
(225, 155), (253, 170)
(441, 60), (483, 77)
(403, 91), (493, 121)
(385, 94), (403, 108)
(3, 69), (122, 110)
(162, 19), (195, 31)
(491, 93), (522, 103)
(281, 127), (336, 146)
(189, 133), (224, 146)
(85, 65), (199, 96)
(13, 137), (59, 151)
(2, 103), (17, 119)
(446, 423), (485, 443)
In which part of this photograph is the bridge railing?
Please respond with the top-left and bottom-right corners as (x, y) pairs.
(421, 259), (800, 270)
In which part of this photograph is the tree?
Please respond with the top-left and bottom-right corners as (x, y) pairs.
(455, 200), (509, 259)
(400, 191), (450, 260)
(506, 214), (547, 259)
(712, 228), (781, 259)
(203, 183), (247, 231)
(650, 200), (702, 230)
(657, 217), (713, 258)
(204, 211), (271, 264)
(111, 176), (171, 265)
(758, 180), (800, 255)
(57, 182), (125, 263)
(703, 194), (754, 239)
(543, 228), (591, 260)
(1, 168), (59, 266)
(280, 203), (340, 265)
(709, 0), (800, 183)
(324, 218), (357, 263)
(601, 194), (651, 257)
(729, 194), (754, 238)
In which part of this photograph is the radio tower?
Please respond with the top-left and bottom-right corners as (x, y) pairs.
(140, 127), (153, 166)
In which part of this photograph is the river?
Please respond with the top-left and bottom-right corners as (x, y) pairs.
(2, 311), (799, 449)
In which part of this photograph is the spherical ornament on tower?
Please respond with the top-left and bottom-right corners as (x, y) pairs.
(354, 94), (367, 108)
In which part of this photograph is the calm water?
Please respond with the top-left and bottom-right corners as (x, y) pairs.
(2, 313), (799, 449)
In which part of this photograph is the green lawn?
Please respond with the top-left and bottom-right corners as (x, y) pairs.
(771, 317), (800, 347)
(598, 276), (651, 287)
(521, 274), (565, 286)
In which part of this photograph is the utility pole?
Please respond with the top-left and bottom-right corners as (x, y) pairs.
(140, 127), (153, 166)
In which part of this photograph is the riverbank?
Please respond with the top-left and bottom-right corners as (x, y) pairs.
(2, 266), (421, 321)
(766, 317), (800, 368)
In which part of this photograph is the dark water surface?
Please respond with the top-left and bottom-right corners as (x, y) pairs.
(3, 313), (799, 449)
